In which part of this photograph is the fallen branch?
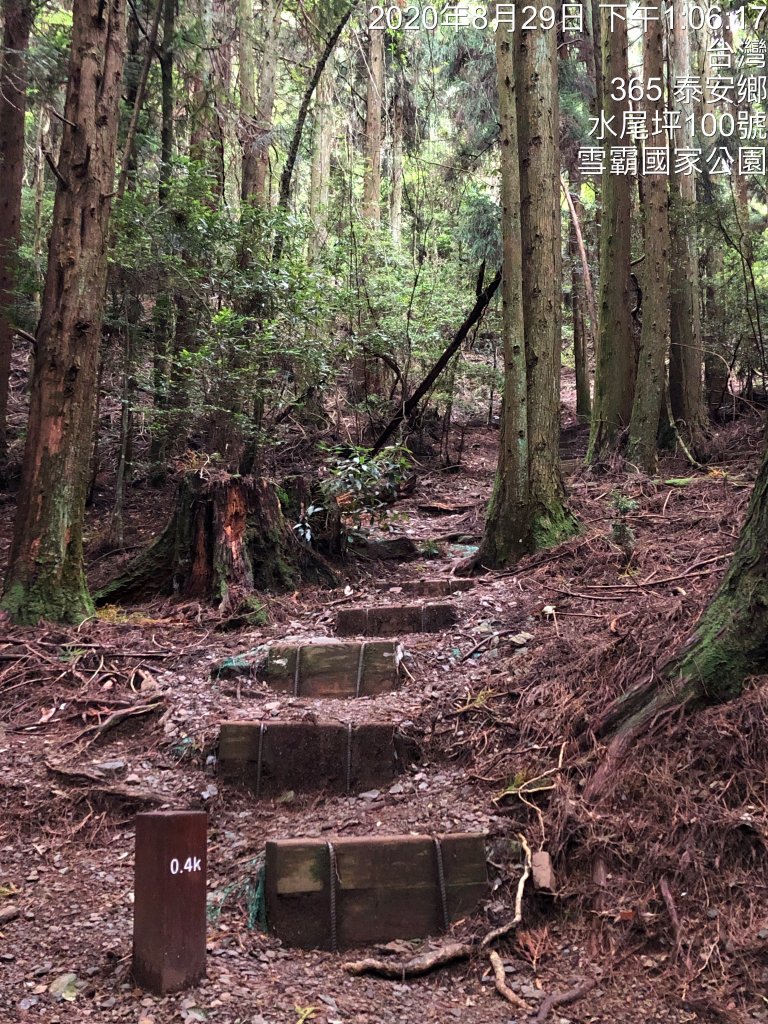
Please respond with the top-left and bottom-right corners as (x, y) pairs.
(67, 698), (166, 746)
(46, 762), (168, 807)
(343, 942), (471, 978)
(536, 979), (597, 1023)
(489, 950), (530, 1011)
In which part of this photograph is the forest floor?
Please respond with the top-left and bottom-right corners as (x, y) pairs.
(2, 378), (768, 1024)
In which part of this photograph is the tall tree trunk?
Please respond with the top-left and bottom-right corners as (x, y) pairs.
(362, 5), (383, 224)
(628, 4), (671, 473)
(189, 0), (225, 194)
(0, 0), (34, 469)
(516, 21), (574, 546)
(478, 25), (530, 567)
(117, 0), (163, 199)
(309, 65), (333, 259)
(668, 1), (704, 448)
(1, 0), (127, 624)
(390, 75), (405, 245)
(569, 203), (592, 420)
(586, 6), (634, 462)
(158, 0), (175, 202)
(251, 0), (283, 203)
(238, 0), (258, 201)
(148, 0), (176, 483)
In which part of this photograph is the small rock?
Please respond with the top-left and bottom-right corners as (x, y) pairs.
(531, 851), (556, 892)
(0, 905), (19, 925)
(520, 985), (545, 1001)
(508, 632), (534, 646)
(359, 789), (381, 801)
(388, 783), (404, 795)
(48, 973), (79, 1002)
(93, 759), (126, 774)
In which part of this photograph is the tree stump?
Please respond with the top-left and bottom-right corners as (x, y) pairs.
(97, 473), (303, 609)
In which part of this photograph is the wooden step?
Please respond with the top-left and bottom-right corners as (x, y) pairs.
(218, 721), (411, 796)
(336, 603), (457, 637)
(213, 640), (402, 697)
(378, 578), (473, 599)
(265, 833), (488, 950)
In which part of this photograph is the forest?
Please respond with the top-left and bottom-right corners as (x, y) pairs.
(1, 0), (768, 1021)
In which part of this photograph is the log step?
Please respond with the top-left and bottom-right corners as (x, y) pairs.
(336, 603), (457, 637)
(218, 721), (412, 796)
(378, 578), (473, 598)
(213, 641), (403, 698)
(265, 833), (488, 950)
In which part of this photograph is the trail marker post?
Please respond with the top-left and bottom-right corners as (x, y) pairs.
(132, 810), (207, 994)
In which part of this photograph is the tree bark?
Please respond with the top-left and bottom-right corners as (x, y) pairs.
(478, 24), (531, 567)
(1, 0), (127, 624)
(362, 3), (383, 224)
(0, 0), (34, 468)
(668, 0), (704, 448)
(628, 4), (671, 473)
(516, 20), (574, 546)
(586, 7), (635, 462)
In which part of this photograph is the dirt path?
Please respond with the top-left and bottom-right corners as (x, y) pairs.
(1, 419), (764, 1024)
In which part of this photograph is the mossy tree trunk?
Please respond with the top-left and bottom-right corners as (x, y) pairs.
(1, 0), (126, 625)
(586, 438), (768, 797)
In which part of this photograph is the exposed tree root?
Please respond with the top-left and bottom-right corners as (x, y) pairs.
(536, 979), (597, 1023)
(343, 943), (472, 978)
(489, 950), (530, 1011)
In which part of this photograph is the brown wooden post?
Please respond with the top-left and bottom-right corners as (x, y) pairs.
(133, 811), (207, 994)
